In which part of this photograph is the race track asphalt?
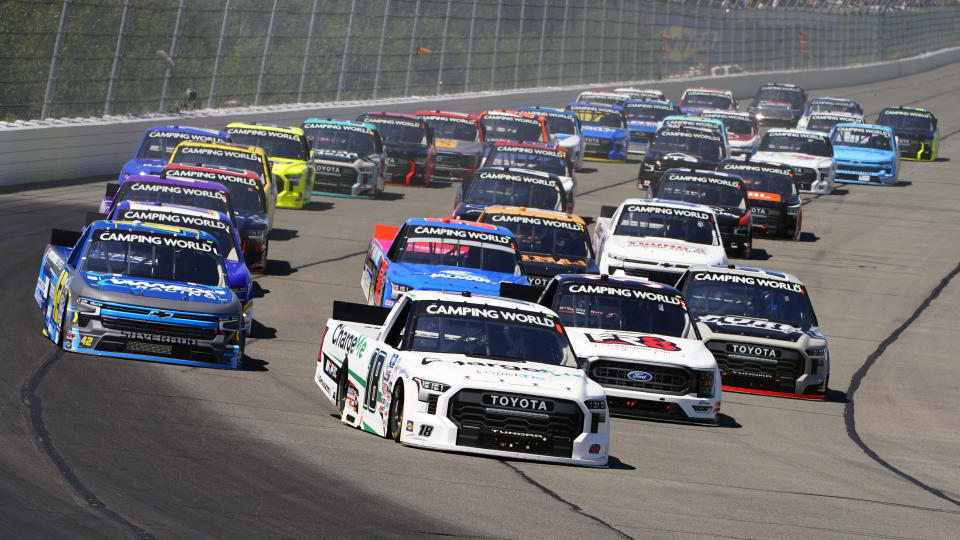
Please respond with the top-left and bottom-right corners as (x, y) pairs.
(2, 63), (959, 539)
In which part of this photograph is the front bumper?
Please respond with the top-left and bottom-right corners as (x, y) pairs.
(386, 158), (430, 186)
(705, 340), (827, 399)
(583, 138), (628, 162)
(834, 161), (896, 185)
(896, 136), (936, 161)
(587, 359), (719, 423)
(312, 161), (380, 198)
(63, 305), (242, 369)
(433, 151), (478, 182)
(751, 207), (800, 239)
(719, 227), (750, 252)
(628, 131), (655, 154)
(793, 166), (833, 194)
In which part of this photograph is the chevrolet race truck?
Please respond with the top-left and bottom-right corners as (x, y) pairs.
(537, 274), (721, 423)
(314, 291), (610, 466)
(225, 123), (314, 209)
(118, 125), (229, 182)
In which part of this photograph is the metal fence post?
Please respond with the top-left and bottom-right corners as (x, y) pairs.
(598, 0), (606, 83)
(514, 0), (526, 89)
(491, 0), (502, 90)
(436, 0), (452, 95)
(631, 0), (640, 81)
(336, 0), (358, 101)
(207, 0), (232, 109)
(372, 0), (392, 99)
(41, 0), (70, 120)
(104, 0), (132, 116)
(159, 0), (185, 112)
(579, 1), (587, 83)
(404, 0), (422, 97)
(298, 0), (319, 102)
(615, 0), (623, 82)
(649, 0), (656, 81)
(255, 0), (279, 106)
(536, 0), (548, 87)
(558, 0), (568, 85)
(464, 0), (477, 92)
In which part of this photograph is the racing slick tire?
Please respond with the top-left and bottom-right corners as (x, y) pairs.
(388, 384), (405, 443)
(337, 359), (350, 419)
(738, 232), (753, 259)
(56, 290), (68, 347)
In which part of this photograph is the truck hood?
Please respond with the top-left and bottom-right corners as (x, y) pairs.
(752, 151), (832, 169)
(312, 148), (362, 163)
(78, 272), (238, 312)
(234, 209), (270, 233)
(582, 126), (628, 139)
(121, 159), (167, 178)
(565, 328), (716, 370)
(606, 235), (724, 265)
(389, 263), (527, 295)
(415, 354), (595, 396)
(435, 139), (484, 154)
(833, 146), (896, 162)
(695, 314), (814, 343)
(627, 121), (659, 131)
(385, 141), (429, 158)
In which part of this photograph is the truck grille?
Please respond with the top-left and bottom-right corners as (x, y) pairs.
(707, 340), (804, 391)
(584, 138), (613, 158)
(896, 136), (921, 154)
(750, 206), (781, 229)
(313, 164), (359, 194)
(100, 315), (217, 341)
(448, 389), (583, 458)
(436, 152), (463, 167)
(630, 131), (653, 144)
(589, 359), (692, 395)
(793, 167), (817, 190)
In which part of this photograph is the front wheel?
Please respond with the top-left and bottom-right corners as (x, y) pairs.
(738, 233), (753, 259)
(337, 360), (350, 419)
(387, 384), (405, 442)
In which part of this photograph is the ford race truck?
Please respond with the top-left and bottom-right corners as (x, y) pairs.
(416, 111), (485, 182)
(537, 274), (721, 423)
(678, 264), (830, 399)
(314, 291), (610, 466)
(35, 221), (245, 369)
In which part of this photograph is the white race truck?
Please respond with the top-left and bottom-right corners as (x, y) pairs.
(537, 274), (721, 423)
(314, 290), (610, 466)
(593, 198), (727, 287)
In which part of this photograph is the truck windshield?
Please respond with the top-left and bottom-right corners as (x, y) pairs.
(553, 282), (689, 337)
(464, 174), (562, 210)
(684, 273), (814, 329)
(81, 229), (223, 286)
(395, 232), (521, 275)
(614, 205), (718, 245)
(407, 300), (578, 367)
(137, 132), (224, 160)
(655, 178), (746, 210)
(484, 148), (568, 177)
(649, 131), (724, 161)
(759, 133), (832, 157)
(481, 117), (544, 142)
(116, 182), (231, 216)
(481, 214), (590, 258)
(227, 132), (309, 161)
(303, 127), (378, 155)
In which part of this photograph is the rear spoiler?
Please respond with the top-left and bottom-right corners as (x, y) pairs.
(499, 282), (544, 303)
(50, 229), (82, 248)
(373, 224), (400, 243)
(599, 205), (617, 219)
(332, 300), (391, 327)
(104, 182), (120, 198)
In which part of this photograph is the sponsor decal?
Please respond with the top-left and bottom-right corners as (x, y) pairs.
(659, 129), (720, 141)
(303, 122), (374, 134)
(522, 254), (587, 266)
(175, 145), (262, 163)
(405, 420), (414, 432)
(691, 272), (804, 292)
(164, 168), (259, 186)
(483, 113), (541, 126)
(492, 144), (565, 158)
(727, 367), (773, 379)
(99, 277), (221, 299)
(317, 377), (333, 395)
(419, 114), (476, 125)
(726, 343), (779, 358)
(424, 303), (555, 327)
(483, 393), (553, 411)
(624, 240), (707, 255)
(314, 164), (342, 175)
(331, 324), (368, 358)
(147, 130), (222, 143)
(625, 103), (675, 113)
(627, 370), (653, 382)
(225, 127), (302, 142)
(476, 171), (558, 187)
(409, 225), (512, 245)
(527, 275), (550, 287)
(79, 335), (94, 347)
(128, 182), (226, 201)
(747, 191), (781, 202)
(665, 172), (739, 188)
(361, 116), (424, 129)
(880, 109), (931, 119)
(95, 230), (220, 255)
(417, 424), (434, 437)
(120, 330), (197, 346)
(429, 270), (491, 283)
(836, 126), (888, 138)
(489, 213), (582, 231)
(584, 332), (680, 351)
(566, 283), (681, 304)
(770, 131), (828, 141)
(623, 205), (712, 221)
(699, 314), (802, 334)
(120, 210), (231, 232)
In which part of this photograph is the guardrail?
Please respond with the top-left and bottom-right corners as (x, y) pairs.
(2, 44), (958, 188)
(2, 0), (959, 122)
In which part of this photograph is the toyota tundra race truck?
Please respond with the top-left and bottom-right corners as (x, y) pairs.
(537, 274), (721, 423)
(677, 264), (830, 399)
(314, 291), (610, 466)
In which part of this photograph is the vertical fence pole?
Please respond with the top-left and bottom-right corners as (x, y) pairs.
(41, 0), (70, 119)
(464, 0), (478, 92)
(598, 0), (606, 82)
(404, 0), (422, 97)
(615, 0), (623, 82)
(372, 0), (392, 98)
(559, 0), (568, 85)
(514, 0), (526, 89)
(298, 0), (319, 102)
(491, 0), (502, 89)
(104, 0), (132, 116)
(631, 0), (640, 81)
(536, 0), (548, 87)
(336, 0), (358, 101)
(649, 0), (657, 80)
(436, 0), (452, 95)
(579, 1), (587, 83)
(255, 0), (279, 106)
(207, 0), (232, 109)
(159, 0), (185, 112)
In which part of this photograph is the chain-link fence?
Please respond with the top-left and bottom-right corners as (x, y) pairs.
(2, 0), (959, 121)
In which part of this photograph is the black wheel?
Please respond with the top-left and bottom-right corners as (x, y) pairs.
(56, 293), (69, 347)
(739, 233), (753, 259)
(388, 384), (405, 443)
(336, 360), (349, 418)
